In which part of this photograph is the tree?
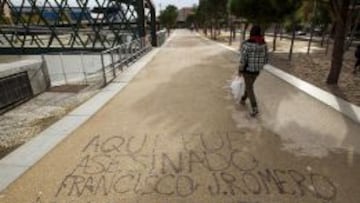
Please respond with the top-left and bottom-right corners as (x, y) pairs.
(326, 0), (351, 84)
(346, 0), (360, 49)
(194, 1), (208, 34)
(229, 0), (272, 42)
(196, 0), (214, 36)
(297, 0), (318, 54)
(185, 6), (198, 29)
(229, 0), (301, 52)
(295, 0), (332, 53)
(314, 2), (332, 47)
(208, 0), (228, 39)
(271, 0), (302, 53)
(186, 14), (196, 28)
(0, 0), (13, 25)
(159, 5), (178, 35)
(230, 0), (274, 25)
(195, 0), (228, 39)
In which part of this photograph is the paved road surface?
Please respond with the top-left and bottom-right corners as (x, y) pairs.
(0, 30), (359, 203)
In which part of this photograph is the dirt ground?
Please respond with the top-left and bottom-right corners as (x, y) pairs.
(215, 31), (360, 106)
(0, 30), (359, 203)
(0, 86), (99, 159)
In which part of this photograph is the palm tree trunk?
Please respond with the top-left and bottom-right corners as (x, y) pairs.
(327, 0), (351, 84)
(321, 33), (326, 47)
(233, 24), (236, 40)
(228, 16), (232, 45)
(346, 9), (360, 50)
(273, 24), (279, 52)
(242, 22), (249, 41)
(307, 24), (315, 54)
(325, 34), (331, 55)
(325, 23), (335, 55)
(289, 19), (296, 61)
(320, 26), (327, 47)
(217, 21), (221, 37)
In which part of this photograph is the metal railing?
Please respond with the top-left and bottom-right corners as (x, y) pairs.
(0, 0), (157, 54)
(100, 37), (152, 86)
(39, 36), (152, 89)
(43, 53), (105, 88)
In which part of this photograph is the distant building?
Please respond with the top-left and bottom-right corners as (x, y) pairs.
(11, 7), (93, 23)
(8, 6), (130, 25)
(176, 7), (194, 28)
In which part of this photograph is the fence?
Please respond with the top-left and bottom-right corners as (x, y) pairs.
(0, 0), (157, 54)
(41, 36), (152, 88)
(100, 36), (152, 86)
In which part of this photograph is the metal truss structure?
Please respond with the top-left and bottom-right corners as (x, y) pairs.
(0, 0), (157, 54)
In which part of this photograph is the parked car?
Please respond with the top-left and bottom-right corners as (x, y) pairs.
(313, 27), (323, 36)
(296, 30), (307, 36)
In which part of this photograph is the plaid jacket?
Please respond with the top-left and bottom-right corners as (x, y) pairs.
(240, 40), (268, 73)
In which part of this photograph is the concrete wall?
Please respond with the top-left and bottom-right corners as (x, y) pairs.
(43, 54), (107, 86)
(0, 49), (138, 87)
(0, 59), (50, 95)
(0, 54), (112, 87)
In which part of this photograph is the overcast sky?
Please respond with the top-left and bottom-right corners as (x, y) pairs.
(10, 0), (199, 14)
(153, 0), (198, 12)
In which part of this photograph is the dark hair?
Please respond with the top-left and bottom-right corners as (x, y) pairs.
(250, 25), (262, 37)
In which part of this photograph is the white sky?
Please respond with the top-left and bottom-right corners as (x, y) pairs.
(153, 0), (198, 11)
(10, 0), (198, 14)
(10, 0), (198, 8)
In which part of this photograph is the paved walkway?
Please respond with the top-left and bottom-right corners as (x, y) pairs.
(0, 30), (360, 203)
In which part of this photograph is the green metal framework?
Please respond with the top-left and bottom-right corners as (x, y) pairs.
(0, 0), (157, 54)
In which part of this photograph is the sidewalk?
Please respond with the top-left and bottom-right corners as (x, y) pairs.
(214, 30), (360, 107)
(0, 30), (359, 203)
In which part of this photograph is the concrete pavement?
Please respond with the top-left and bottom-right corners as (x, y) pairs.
(0, 30), (359, 203)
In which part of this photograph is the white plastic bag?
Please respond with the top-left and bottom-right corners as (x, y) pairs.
(230, 76), (245, 102)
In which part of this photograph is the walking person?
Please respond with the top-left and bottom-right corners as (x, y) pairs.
(354, 45), (360, 74)
(239, 25), (269, 117)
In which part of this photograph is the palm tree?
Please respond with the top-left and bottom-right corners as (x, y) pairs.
(326, 0), (351, 84)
